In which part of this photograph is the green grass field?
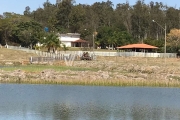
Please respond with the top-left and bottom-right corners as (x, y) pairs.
(0, 65), (95, 72)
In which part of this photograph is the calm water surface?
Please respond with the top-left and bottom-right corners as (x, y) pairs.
(0, 84), (180, 120)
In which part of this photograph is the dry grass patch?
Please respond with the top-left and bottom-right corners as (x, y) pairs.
(0, 48), (38, 65)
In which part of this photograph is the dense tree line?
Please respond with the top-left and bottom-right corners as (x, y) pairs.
(0, 0), (180, 52)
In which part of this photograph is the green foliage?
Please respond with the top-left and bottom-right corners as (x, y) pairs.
(55, 0), (74, 31)
(96, 26), (113, 46)
(0, 13), (30, 45)
(144, 38), (164, 52)
(24, 6), (31, 16)
(42, 33), (60, 52)
(14, 20), (43, 47)
(91, 1), (114, 27)
(96, 26), (134, 48)
(69, 5), (86, 33)
(62, 44), (69, 51)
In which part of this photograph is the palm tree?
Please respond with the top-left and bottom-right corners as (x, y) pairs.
(43, 33), (60, 53)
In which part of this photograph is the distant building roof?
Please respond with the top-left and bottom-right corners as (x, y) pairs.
(117, 43), (158, 49)
(72, 39), (88, 43)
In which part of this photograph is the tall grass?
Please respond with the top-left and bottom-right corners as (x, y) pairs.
(2, 78), (180, 87)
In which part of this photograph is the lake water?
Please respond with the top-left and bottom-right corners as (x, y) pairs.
(0, 84), (180, 120)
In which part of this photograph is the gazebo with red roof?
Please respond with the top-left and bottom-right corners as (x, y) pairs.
(116, 43), (158, 52)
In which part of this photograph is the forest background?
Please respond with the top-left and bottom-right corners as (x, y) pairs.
(1, 0), (180, 53)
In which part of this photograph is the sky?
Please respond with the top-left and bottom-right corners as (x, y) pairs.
(0, 0), (179, 15)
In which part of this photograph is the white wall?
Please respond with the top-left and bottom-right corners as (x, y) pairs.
(59, 33), (80, 47)
(60, 37), (79, 42)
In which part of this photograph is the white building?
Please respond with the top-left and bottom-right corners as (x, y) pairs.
(58, 33), (87, 47)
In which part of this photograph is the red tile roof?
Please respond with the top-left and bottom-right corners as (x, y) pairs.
(117, 43), (158, 49)
(72, 39), (88, 43)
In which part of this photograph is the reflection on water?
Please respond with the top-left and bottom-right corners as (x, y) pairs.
(0, 84), (180, 120)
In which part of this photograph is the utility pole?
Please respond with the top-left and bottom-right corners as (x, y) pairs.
(152, 20), (167, 63)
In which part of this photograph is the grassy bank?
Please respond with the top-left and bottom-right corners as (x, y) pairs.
(1, 76), (180, 88)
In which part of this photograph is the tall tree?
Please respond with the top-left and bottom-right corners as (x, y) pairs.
(131, 0), (150, 42)
(24, 6), (31, 16)
(32, 0), (57, 32)
(14, 21), (43, 47)
(166, 7), (179, 29)
(0, 18), (10, 45)
(0, 13), (26, 45)
(91, 0), (114, 27)
(69, 4), (86, 33)
(167, 28), (180, 50)
(115, 2), (132, 33)
(56, 0), (75, 32)
(149, 1), (167, 40)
